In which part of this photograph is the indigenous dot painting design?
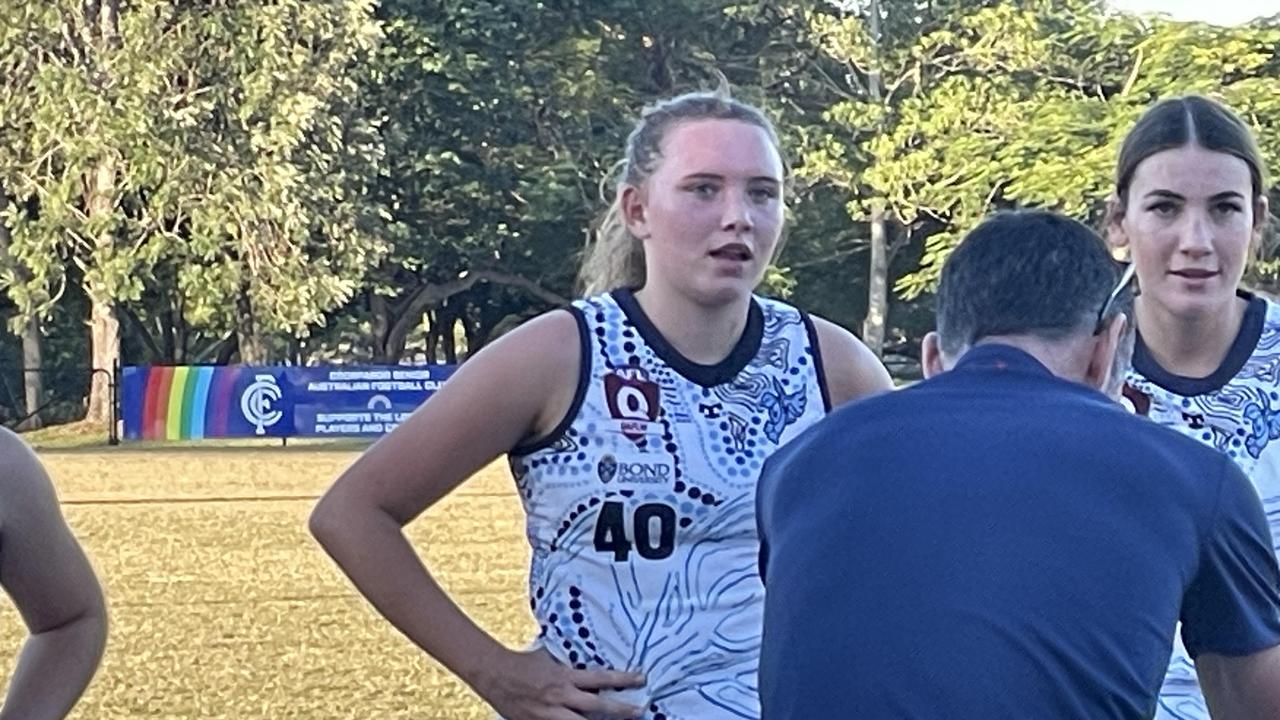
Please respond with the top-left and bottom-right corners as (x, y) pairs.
(509, 291), (827, 719)
(1123, 297), (1280, 720)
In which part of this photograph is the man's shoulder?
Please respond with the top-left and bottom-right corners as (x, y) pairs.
(765, 383), (934, 472)
(802, 372), (1221, 466)
(1074, 398), (1240, 509)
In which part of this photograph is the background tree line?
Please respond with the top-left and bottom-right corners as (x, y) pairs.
(0, 0), (1277, 427)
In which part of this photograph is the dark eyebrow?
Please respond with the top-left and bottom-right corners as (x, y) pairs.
(680, 173), (781, 184)
(1142, 189), (1247, 203)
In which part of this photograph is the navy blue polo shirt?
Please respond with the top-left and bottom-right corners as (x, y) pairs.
(757, 343), (1280, 719)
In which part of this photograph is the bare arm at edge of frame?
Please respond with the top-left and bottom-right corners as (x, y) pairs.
(0, 428), (107, 720)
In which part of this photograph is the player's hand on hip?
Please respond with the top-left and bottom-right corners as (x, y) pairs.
(477, 647), (647, 720)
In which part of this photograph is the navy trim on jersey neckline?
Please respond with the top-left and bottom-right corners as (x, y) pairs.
(612, 287), (764, 388)
(1132, 290), (1266, 397)
(510, 306), (592, 456)
(801, 312), (833, 412)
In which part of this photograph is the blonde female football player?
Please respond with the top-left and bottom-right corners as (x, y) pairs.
(310, 87), (891, 720)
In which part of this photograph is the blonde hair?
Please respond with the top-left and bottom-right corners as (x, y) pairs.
(577, 84), (787, 296)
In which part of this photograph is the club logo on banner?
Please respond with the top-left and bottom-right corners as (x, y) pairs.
(120, 364), (457, 441)
(241, 374), (284, 435)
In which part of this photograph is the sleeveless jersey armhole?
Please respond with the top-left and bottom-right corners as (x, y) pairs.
(801, 312), (833, 413)
(510, 306), (592, 456)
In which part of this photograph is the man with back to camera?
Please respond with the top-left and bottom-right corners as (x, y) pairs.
(757, 210), (1280, 719)
(0, 427), (107, 719)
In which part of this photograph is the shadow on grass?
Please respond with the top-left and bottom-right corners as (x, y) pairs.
(22, 420), (373, 454)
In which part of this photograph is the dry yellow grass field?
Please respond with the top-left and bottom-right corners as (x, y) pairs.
(0, 445), (535, 718)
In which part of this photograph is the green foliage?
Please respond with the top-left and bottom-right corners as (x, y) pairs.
(0, 0), (386, 363)
(1, 0), (1278, 394)
(801, 1), (1280, 298)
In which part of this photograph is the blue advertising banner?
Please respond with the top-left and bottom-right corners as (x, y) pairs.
(121, 364), (457, 440)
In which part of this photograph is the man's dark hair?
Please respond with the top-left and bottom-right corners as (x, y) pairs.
(936, 210), (1132, 357)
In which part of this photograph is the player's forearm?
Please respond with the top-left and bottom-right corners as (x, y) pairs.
(0, 609), (107, 720)
(309, 501), (509, 689)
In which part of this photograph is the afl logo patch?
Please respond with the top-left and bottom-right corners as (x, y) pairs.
(605, 371), (660, 421)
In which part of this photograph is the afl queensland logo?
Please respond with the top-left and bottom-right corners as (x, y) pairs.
(597, 454), (619, 484)
(1120, 383), (1151, 416)
(604, 368), (660, 442)
(241, 374), (283, 435)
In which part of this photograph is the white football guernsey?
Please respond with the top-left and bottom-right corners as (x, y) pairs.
(509, 289), (829, 719)
(1123, 293), (1280, 720)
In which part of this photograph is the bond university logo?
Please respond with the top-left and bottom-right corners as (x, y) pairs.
(597, 454), (619, 484)
(596, 453), (670, 485)
(241, 374), (283, 435)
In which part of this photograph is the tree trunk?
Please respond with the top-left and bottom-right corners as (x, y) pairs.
(461, 303), (481, 362)
(0, 192), (43, 427)
(214, 334), (238, 365)
(82, 3), (124, 425)
(863, 203), (888, 356)
(462, 320), (478, 361)
(20, 315), (43, 430)
(425, 310), (438, 362)
(84, 159), (120, 425)
(160, 291), (179, 362)
(86, 291), (119, 424)
(442, 319), (457, 364)
(120, 306), (163, 362)
(861, 0), (887, 357)
(383, 272), (569, 364)
(370, 293), (391, 363)
(472, 286), (506, 356)
(435, 303), (458, 364)
(374, 293), (411, 364)
(235, 273), (269, 364)
(175, 316), (189, 364)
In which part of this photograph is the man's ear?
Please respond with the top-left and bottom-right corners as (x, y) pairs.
(1086, 313), (1127, 393)
(922, 332), (948, 379)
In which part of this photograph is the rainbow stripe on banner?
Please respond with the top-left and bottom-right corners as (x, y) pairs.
(125, 366), (244, 440)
